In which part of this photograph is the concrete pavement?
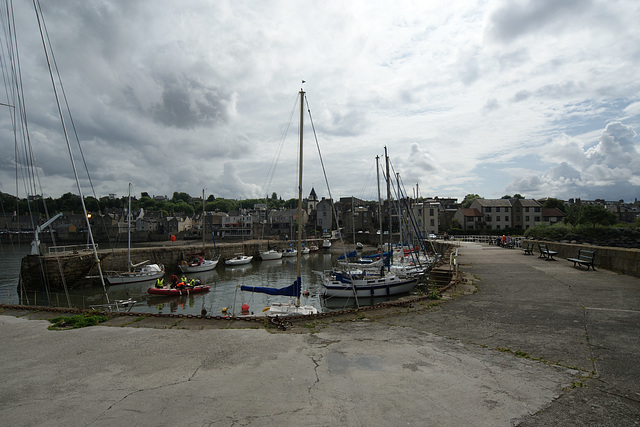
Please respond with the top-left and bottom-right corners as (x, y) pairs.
(1, 241), (638, 426)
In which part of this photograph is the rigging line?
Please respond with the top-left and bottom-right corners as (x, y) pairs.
(358, 163), (375, 200)
(260, 94), (298, 199)
(388, 162), (429, 262)
(303, 96), (339, 234)
(36, 0), (114, 250)
(33, 0), (109, 304)
(304, 94), (360, 305)
(7, 0), (45, 233)
(38, 2), (96, 198)
(4, 0), (69, 306)
(0, 1), (43, 257)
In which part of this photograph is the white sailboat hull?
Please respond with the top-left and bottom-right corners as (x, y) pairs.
(179, 258), (219, 273)
(266, 301), (318, 316)
(320, 271), (417, 298)
(260, 250), (283, 260)
(106, 264), (165, 285)
(225, 255), (253, 265)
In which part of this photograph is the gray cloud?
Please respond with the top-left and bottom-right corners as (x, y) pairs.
(486, 0), (591, 43)
(505, 121), (640, 200)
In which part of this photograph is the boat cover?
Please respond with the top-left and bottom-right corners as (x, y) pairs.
(241, 277), (301, 297)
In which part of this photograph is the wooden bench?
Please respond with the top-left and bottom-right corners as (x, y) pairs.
(567, 249), (596, 271)
(522, 242), (534, 255)
(538, 244), (558, 260)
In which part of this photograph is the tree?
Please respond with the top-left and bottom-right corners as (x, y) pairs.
(59, 192), (82, 213)
(208, 198), (237, 212)
(174, 201), (195, 216)
(580, 204), (617, 227)
(512, 194), (524, 199)
(171, 192), (191, 203)
(564, 204), (617, 227)
(449, 218), (462, 230)
(501, 195), (511, 199)
(84, 196), (100, 212)
(461, 194), (482, 209)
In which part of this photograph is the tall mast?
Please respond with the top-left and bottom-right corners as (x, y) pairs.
(296, 88), (304, 306)
(202, 188), (206, 248)
(127, 182), (132, 271)
(376, 155), (383, 252)
(385, 146), (391, 270)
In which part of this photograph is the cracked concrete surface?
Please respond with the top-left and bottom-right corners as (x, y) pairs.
(1, 241), (639, 426)
(0, 313), (576, 426)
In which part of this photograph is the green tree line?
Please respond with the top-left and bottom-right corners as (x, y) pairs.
(0, 191), (299, 216)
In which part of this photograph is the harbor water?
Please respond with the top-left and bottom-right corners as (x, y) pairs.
(0, 243), (31, 305)
(0, 247), (415, 316)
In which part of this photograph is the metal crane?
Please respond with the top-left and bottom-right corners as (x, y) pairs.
(30, 212), (63, 255)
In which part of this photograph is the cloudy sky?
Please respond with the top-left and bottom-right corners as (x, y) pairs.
(1, 0), (639, 204)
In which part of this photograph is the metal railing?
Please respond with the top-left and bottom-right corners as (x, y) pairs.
(48, 244), (97, 254)
(451, 235), (525, 247)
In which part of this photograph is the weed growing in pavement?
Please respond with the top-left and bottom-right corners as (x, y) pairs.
(119, 316), (146, 327)
(48, 313), (109, 330)
(428, 289), (442, 300)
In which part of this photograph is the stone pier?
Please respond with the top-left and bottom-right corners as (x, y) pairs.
(19, 239), (320, 291)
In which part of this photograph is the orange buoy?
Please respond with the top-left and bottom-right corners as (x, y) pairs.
(241, 303), (250, 311)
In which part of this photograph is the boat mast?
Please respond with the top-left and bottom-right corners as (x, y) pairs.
(296, 88), (304, 307)
(352, 196), (356, 247)
(202, 188), (206, 249)
(385, 146), (392, 271)
(376, 155), (383, 254)
(127, 183), (132, 271)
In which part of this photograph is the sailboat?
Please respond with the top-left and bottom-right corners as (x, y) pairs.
(260, 248), (283, 260)
(259, 204), (283, 260)
(179, 189), (220, 272)
(225, 200), (254, 266)
(105, 184), (165, 285)
(240, 87), (318, 316)
(319, 149), (418, 298)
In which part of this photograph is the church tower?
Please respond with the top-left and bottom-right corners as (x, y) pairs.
(307, 187), (319, 213)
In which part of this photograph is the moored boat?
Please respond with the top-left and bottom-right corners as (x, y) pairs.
(319, 269), (417, 298)
(105, 183), (165, 285)
(179, 252), (219, 273)
(106, 263), (165, 285)
(225, 253), (253, 266)
(239, 87), (318, 316)
(260, 249), (283, 260)
(282, 248), (297, 257)
(148, 285), (210, 296)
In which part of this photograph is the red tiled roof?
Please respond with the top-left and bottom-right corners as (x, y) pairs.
(542, 208), (565, 217)
(460, 208), (482, 217)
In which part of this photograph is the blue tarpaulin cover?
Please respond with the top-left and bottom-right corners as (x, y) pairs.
(241, 278), (301, 297)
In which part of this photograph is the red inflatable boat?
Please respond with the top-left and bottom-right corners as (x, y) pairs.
(147, 285), (210, 296)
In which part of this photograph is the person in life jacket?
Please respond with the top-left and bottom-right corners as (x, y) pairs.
(155, 277), (164, 288)
(181, 275), (188, 284)
(188, 278), (195, 288)
(176, 280), (186, 290)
